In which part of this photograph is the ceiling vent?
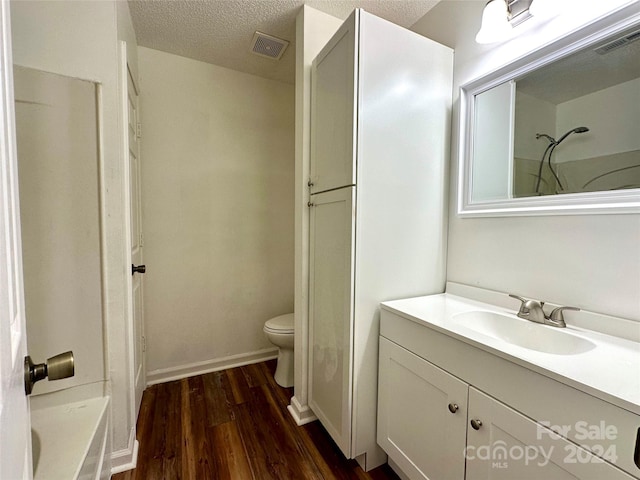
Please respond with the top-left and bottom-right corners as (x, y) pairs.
(594, 29), (640, 54)
(250, 32), (289, 60)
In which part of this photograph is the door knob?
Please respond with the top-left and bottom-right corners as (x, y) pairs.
(470, 418), (483, 430)
(24, 351), (74, 395)
(132, 264), (146, 275)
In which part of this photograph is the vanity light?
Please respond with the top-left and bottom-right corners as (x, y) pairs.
(475, 0), (535, 44)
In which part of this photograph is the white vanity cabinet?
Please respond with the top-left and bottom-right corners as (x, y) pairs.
(378, 300), (640, 480)
(377, 337), (468, 480)
(308, 8), (453, 470)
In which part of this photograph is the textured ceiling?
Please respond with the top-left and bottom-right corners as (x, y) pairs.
(517, 26), (640, 104)
(128, 0), (440, 84)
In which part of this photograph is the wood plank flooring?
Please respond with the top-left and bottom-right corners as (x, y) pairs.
(112, 360), (400, 480)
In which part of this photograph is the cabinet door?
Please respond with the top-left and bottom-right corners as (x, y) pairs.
(309, 187), (355, 457)
(466, 387), (634, 480)
(377, 337), (468, 480)
(309, 11), (357, 194)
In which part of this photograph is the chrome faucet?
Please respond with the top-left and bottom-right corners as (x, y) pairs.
(509, 294), (580, 328)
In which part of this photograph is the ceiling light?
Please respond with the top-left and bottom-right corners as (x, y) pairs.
(476, 0), (535, 44)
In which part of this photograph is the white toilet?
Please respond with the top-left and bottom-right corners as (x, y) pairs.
(263, 313), (294, 388)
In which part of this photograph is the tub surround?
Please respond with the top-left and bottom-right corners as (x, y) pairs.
(31, 395), (110, 480)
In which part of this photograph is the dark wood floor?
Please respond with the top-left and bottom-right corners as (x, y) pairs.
(112, 360), (400, 480)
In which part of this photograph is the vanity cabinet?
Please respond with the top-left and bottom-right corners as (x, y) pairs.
(378, 305), (640, 480)
(378, 337), (468, 480)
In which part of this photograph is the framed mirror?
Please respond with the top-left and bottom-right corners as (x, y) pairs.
(458, 6), (640, 216)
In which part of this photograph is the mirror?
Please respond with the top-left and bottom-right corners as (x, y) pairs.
(459, 7), (640, 216)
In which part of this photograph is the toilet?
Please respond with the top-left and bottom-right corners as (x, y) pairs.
(263, 313), (294, 388)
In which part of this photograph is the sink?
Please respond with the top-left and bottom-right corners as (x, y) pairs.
(451, 311), (596, 355)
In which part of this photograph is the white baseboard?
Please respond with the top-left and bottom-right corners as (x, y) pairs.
(110, 434), (138, 475)
(287, 395), (317, 426)
(146, 348), (278, 386)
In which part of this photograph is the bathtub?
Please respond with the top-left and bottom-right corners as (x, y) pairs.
(30, 391), (110, 480)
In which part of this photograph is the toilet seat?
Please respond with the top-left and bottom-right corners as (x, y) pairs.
(264, 313), (294, 334)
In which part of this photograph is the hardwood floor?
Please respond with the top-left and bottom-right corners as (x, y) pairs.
(112, 360), (400, 480)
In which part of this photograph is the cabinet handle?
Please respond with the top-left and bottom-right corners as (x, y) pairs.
(307, 202), (314, 207)
(448, 403), (459, 414)
(470, 419), (483, 430)
(308, 180), (314, 187)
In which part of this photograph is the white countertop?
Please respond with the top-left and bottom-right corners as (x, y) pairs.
(381, 293), (640, 415)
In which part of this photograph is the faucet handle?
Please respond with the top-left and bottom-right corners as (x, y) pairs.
(549, 306), (580, 322)
(509, 294), (543, 310)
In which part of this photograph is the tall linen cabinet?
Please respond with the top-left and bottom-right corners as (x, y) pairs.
(308, 9), (454, 471)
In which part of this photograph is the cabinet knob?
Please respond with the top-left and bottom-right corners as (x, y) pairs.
(308, 201), (314, 207)
(470, 419), (483, 430)
(448, 403), (459, 414)
(308, 180), (314, 187)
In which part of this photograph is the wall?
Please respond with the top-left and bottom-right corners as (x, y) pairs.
(290, 5), (342, 425)
(556, 78), (640, 162)
(11, 0), (139, 471)
(138, 47), (295, 381)
(412, 0), (640, 321)
(14, 66), (104, 395)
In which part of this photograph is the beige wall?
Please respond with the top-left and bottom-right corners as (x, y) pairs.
(138, 47), (295, 378)
(412, 0), (640, 322)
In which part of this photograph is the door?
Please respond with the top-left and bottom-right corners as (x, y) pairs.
(309, 11), (358, 194)
(466, 387), (634, 480)
(308, 186), (355, 457)
(377, 337), (468, 480)
(0, 1), (32, 477)
(124, 51), (145, 418)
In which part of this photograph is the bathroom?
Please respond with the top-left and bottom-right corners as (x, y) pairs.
(0, 0), (638, 479)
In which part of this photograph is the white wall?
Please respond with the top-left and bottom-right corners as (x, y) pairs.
(290, 5), (342, 425)
(138, 47), (295, 381)
(412, 0), (640, 321)
(11, 0), (139, 471)
(14, 66), (103, 395)
(515, 91), (557, 161)
(556, 78), (640, 162)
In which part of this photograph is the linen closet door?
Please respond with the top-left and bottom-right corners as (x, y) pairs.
(308, 187), (356, 457)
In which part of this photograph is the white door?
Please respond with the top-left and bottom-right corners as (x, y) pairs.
(124, 50), (145, 418)
(377, 337), (468, 480)
(309, 11), (357, 194)
(308, 186), (355, 457)
(0, 1), (32, 478)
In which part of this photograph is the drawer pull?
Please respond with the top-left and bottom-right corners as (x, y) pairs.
(634, 426), (640, 469)
(448, 403), (459, 414)
(470, 419), (483, 430)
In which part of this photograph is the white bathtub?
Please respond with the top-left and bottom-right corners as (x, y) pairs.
(30, 394), (110, 480)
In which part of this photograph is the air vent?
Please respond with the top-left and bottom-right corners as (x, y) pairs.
(250, 32), (289, 60)
(594, 29), (640, 54)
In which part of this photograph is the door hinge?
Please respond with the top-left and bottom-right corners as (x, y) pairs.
(139, 232), (145, 247)
(136, 122), (142, 139)
(142, 335), (146, 352)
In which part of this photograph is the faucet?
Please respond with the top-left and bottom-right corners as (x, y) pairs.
(509, 294), (580, 328)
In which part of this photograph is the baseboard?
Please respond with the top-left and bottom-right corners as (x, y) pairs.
(110, 433), (138, 475)
(287, 395), (317, 426)
(146, 348), (279, 386)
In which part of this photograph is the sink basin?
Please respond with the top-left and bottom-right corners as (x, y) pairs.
(451, 311), (596, 355)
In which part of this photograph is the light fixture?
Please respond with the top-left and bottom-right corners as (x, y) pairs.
(475, 0), (534, 44)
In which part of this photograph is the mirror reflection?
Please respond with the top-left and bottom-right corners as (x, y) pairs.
(472, 24), (640, 202)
